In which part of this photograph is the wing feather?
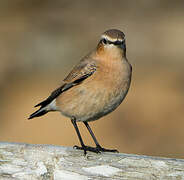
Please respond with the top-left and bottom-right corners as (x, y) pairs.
(34, 58), (97, 108)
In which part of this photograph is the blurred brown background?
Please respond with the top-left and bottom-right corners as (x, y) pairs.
(0, 0), (184, 158)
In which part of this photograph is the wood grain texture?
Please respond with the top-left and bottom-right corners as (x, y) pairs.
(0, 142), (184, 179)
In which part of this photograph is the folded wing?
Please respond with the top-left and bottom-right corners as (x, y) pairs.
(28, 58), (97, 119)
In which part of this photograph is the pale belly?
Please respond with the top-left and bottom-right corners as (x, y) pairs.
(56, 72), (131, 122)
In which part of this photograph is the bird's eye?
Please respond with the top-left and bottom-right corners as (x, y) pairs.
(102, 38), (107, 44)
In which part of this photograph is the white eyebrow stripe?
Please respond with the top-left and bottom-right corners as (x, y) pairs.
(101, 35), (124, 42)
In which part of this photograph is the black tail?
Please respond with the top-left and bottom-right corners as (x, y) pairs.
(28, 108), (48, 120)
(28, 85), (64, 119)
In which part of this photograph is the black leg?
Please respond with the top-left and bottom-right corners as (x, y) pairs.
(71, 117), (87, 154)
(83, 121), (119, 153)
(71, 118), (101, 155)
(83, 121), (100, 147)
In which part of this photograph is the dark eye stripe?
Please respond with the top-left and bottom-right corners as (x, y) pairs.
(101, 39), (124, 45)
(113, 40), (122, 45)
(102, 38), (107, 44)
(108, 40), (124, 45)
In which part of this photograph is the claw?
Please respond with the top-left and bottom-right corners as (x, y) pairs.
(73, 145), (100, 155)
(73, 145), (118, 155)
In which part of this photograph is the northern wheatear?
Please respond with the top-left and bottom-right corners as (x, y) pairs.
(29, 29), (132, 155)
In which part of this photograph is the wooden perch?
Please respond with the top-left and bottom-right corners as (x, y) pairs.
(0, 142), (184, 179)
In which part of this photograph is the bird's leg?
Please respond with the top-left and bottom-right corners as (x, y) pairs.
(71, 118), (100, 155)
(71, 117), (87, 155)
(83, 121), (119, 153)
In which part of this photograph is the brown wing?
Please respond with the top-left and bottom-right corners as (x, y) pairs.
(63, 58), (97, 82)
(34, 58), (97, 108)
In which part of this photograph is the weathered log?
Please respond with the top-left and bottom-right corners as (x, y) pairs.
(0, 142), (184, 179)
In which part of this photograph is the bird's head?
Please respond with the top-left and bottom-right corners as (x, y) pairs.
(97, 29), (126, 58)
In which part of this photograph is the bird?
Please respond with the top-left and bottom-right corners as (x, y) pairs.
(28, 29), (132, 155)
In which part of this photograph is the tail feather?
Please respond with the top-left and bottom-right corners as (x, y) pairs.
(34, 99), (48, 107)
(29, 98), (57, 120)
(28, 108), (48, 120)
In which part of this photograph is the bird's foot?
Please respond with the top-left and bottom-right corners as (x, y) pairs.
(73, 145), (100, 155)
(73, 145), (118, 155)
(96, 145), (119, 153)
